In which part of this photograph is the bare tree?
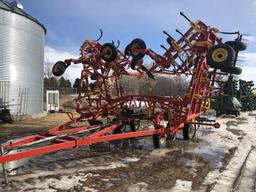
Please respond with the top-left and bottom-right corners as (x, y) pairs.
(44, 59), (54, 78)
(119, 75), (189, 97)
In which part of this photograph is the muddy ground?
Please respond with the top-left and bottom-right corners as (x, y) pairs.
(0, 112), (253, 192)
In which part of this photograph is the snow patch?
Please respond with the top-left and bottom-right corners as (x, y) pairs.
(170, 179), (192, 192)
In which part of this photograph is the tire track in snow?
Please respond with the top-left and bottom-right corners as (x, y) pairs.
(231, 146), (255, 192)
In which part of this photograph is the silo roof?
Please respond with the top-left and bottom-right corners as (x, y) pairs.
(0, 0), (46, 34)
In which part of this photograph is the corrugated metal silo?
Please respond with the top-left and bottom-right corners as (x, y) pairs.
(0, 0), (46, 116)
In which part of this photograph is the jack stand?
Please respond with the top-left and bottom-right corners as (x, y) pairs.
(1, 145), (8, 185)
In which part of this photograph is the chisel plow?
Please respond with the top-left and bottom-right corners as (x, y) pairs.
(1, 12), (245, 174)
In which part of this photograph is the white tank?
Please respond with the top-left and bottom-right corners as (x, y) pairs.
(0, 0), (46, 115)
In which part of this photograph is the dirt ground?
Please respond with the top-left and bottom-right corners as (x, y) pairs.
(0, 112), (254, 192)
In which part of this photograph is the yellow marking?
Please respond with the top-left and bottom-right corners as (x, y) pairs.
(212, 48), (228, 63)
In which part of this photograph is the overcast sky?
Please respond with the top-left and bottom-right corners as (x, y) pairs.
(18, 0), (256, 83)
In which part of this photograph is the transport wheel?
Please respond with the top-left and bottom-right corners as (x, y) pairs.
(124, 44), (131, 56)
(100, 43), (117, 62)
(129, 38), (146, 60)
(130, 58), (138, 70)
(166, 122), (176, 142)
(152, 123), (169, 149)
(153, 133), (166, 149)
(52, 61), (67, 76)
(90, 73), (99, 80)
(220, 66), (242, 75)
(88, 120), (103, 125)
(225, 41), (247, 51)
(206, 44), (235, 69)
(130, 119), (140, 132)
(183, 123), (196, 140)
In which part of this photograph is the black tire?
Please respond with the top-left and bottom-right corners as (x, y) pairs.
(90, 73), (98, 80)
(113, 125), (123, 134)
(100, 43), (117, 62)
(153, 123), (170, 149)
(153, 133), (166, 149)
(221, 66), (242, 75)
(130, 119), (140, 132)
(3, 113), (12, 123)
(52, 61), (67, 76)
(183, 123), (196, 140)
(88, 120), (103, 125)
(225, 41), (247, 51)
(124, 44), (131, 56)
(206, 44), (235, 69)
(130, 58), (137, 70)
(165, 122), (176, 143)
(129, 38), (146, 60)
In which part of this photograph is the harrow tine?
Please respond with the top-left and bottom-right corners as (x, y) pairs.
(160, 45), (168, 51)
(175, 29), (184, 36)
(180, 12), (191, 22)
(94, 29), (103, 42)
(219, 31), (240, 35)
(163, 30), (175, 41)
(116, 40), (120, 48)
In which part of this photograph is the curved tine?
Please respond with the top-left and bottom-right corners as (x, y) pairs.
(112, 40), (115, 45)
(94, 29), (103, 42)
(219, 31), (240, 35)
(116, 40), (120, 48)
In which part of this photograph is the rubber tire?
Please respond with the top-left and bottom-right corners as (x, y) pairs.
(130, 58), (137, 70)
(124, 44), (131, 56)
(153, 133), (166, 149)
(153, 123), (170, 149)
(206, 44), (235, 69)
(221, 66), (242, 75)
(225, 41), (247, 51)
(88, 120), (103, 125)
(100, 43), (117, 62)
(129, 38), (146, 60)
(52, 61), (67, 76)
(130, 119), (140, 132)
(90, 73), (98, 80)
(183, 123), (196, 140)
(2, 113), (12, 123)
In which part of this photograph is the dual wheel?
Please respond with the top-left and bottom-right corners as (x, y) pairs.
(206, 41), (246, 75)
(101, 38), (147, 63)
(152, 122), (196, 148)
(112, 119), (140, 134)
(52, 42), (119, 77)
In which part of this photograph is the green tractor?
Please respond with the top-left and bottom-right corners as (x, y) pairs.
(212, 76), (242, 117)
(237, 80), (256, 111)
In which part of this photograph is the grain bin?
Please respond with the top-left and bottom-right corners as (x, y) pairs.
(0, 0), (46, 116)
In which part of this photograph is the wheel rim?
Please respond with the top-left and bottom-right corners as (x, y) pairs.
(134, 119), (140, 130)
(131, 43), (140, 56)
(211, 48), (228, 63)
(160, 137), (166, 145)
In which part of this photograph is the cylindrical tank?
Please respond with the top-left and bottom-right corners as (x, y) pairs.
(0, 0), (46, 115)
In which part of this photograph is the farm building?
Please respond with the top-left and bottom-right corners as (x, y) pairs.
(0, 0), (46, 116)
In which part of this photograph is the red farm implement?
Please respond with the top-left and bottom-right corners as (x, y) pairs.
(0, 12), (245, 183)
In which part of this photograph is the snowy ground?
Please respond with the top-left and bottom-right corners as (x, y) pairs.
(0, 111), (256, 191)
